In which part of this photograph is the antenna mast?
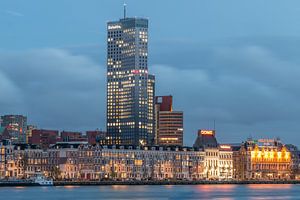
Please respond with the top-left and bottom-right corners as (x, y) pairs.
(123, 3), (127, 18)
(213, 120), (216, 131)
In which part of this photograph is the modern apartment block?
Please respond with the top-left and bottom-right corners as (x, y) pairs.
(0, 115), (27, 144)
(106, 14), (155, 146)
(155, 96), (183, 146)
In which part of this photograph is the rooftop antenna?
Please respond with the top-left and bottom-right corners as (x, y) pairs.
(123, 2), (127, 19)
(213, 120), (216, 131)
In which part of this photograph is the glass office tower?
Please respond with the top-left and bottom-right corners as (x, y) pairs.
(106, 16), (155, 146)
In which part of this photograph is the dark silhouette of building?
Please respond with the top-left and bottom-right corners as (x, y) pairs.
(61, 131), (86, 142)
(29, 129), (59, 149)
(193, 130), (218, 149)
(86, 130), (106, 145)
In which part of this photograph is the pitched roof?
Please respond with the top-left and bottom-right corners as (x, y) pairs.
(193, 134), (218, 149)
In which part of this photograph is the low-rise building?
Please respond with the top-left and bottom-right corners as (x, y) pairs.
(61, 131), (86, 142)
(0, 135), (296, 182)
(86, 130), (106, 145)
(29, 129), (59, 149)
(237, 138), (292, 180)
(193, 130), (233, 180)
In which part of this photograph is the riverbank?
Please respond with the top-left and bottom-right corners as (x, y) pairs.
(1, 180), (300, 187)
(0, 180), (39, 187)
(53, 180), (300, 186)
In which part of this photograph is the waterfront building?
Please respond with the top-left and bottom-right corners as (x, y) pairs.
(58, 145), (205, 181)
(236, 138), (292, 180)
(0, 136), (296, 182)
(61, 131), (86, 142)
(193, 130), (233, 180)
(0, 115), (27, 144)
(286, 144), (300, 179)
(155, 96), (183, 146)
(86, 130), (106, 145)
(29, 129), (59, 149)
(106, 11), (155, 146)
(0, 141), (206, 181)
(218, 145), (233, 180)
(26, 125), (37, 144)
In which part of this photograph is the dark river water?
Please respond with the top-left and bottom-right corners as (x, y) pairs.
(0, 184), (299, 199)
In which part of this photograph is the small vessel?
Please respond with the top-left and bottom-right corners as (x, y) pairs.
(33, 174), (53, 186)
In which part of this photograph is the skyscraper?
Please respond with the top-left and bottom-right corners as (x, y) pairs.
(106, 10), (155, 146)
(155, 96), (184, 146)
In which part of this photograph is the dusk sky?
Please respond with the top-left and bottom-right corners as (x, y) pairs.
(1, 0), (300, 146)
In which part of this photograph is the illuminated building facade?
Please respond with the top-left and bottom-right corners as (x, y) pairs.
(0, 143), (205, 181)
(236, 138), (292, 180)
(0, 138), (298, 181)
(106, 16), (155, 146)
(0, 115), (27, 144)
(193, 130), (233, 180)
(155, 96), (183, 146)
(218, 145), (233, 180)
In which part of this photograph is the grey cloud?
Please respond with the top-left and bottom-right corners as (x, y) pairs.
(151, 42), (300, 146)
(1, 37), (300, 147)
(0, 49), (105, 131)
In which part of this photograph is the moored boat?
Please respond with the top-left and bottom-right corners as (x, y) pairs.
(33, 174), (53, 186)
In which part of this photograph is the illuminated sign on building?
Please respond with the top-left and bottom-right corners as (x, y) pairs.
(256, 139), (278, 146)
(108, 24), (121, 30)
(200, 130), (215, 135)
(258, 139), (276, 143)
(219, 145), (231, 149)
(132, 70), (140, 74)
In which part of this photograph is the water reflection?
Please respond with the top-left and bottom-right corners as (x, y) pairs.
(164, 185), (173, 189)
(63, 185), (80, 189)
(247, 184), (292, 190)
(14, 186), (25, 189)
(0, 184), (299, 200)
(111, 185), (129, 191)
(196, 184), (237, 192)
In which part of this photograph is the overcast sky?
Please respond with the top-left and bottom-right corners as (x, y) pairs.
(1, 0), (300, 146)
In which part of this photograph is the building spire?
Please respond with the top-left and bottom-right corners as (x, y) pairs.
(123, 2), (127, 19)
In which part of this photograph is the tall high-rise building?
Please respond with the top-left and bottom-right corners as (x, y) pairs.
(0, 115), (27, 144)
(155, 96), (183, 146)
(106, 10), (155, 146)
